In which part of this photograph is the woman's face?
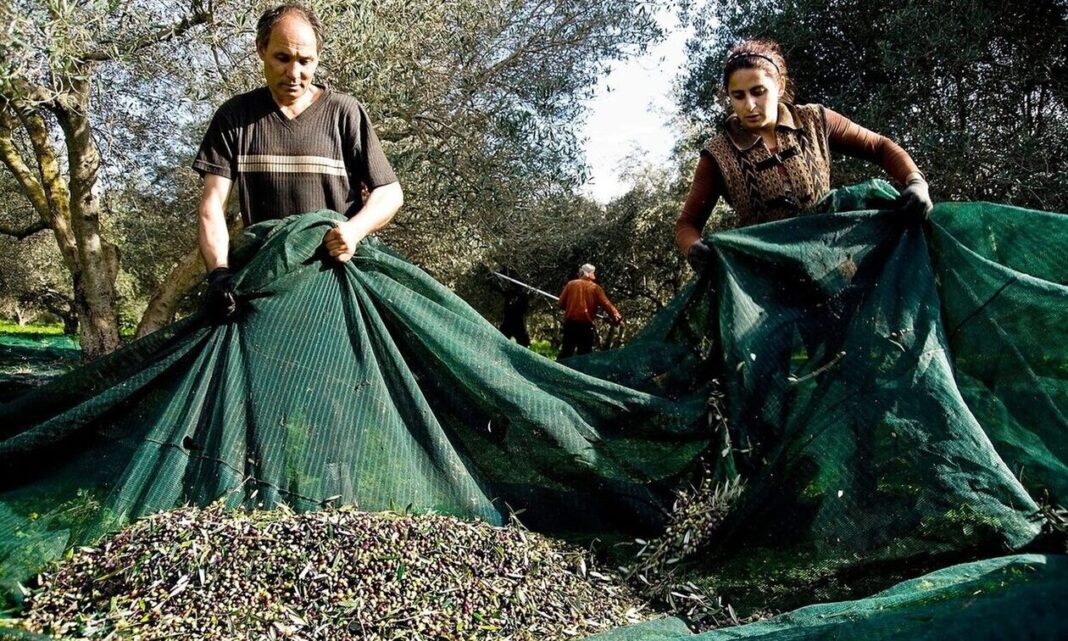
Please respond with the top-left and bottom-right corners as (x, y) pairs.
(727, 67), (782, 133)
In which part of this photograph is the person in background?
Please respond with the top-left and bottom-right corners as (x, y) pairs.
(557, 264), (622, 359)
(494, 268), (532, 347)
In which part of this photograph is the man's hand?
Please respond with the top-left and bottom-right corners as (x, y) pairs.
(895, 179), (933, 223)
(206, 267), (238, 322)
(324, 183), (404, 263)
(323, 220), (366, 263)
(687, 240), (713, 275)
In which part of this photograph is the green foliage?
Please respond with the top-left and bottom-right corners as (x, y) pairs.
(679, 0), (1068, 211)
(457, 162), (701, 338)
(103, 163), (204, 330)
(528, 339), (559, 360)
(0, 175), (72, 330)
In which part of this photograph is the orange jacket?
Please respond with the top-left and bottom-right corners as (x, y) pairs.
(558, 278), (621, 324)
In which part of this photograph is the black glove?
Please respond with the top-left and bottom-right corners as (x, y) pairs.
(206, 267), (237, 321)
(687, 240), (713, 275)
(895, 179), (933, 223)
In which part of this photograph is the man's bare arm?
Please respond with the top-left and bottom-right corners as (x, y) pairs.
(198, 173), (234, 270)
(323, 181), (404, 262)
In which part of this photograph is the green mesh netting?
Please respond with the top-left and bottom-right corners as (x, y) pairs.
(584, 554), (1068, 640)
(0, 335), (78, 403)
(1, 212), (711, 597)
(1, 181), (1065, 636)
(573, 181), (1066, 638)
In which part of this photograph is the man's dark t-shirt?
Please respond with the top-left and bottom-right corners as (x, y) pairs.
(193, 86), (397, 225)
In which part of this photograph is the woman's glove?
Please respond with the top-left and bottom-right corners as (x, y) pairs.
(687, 240), (713, 275)
(896, 178), (933, 223)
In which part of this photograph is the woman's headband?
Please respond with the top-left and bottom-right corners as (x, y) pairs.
(724, 52), (781, 75)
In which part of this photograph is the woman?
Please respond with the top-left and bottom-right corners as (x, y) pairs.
(677, 39), (933, 273)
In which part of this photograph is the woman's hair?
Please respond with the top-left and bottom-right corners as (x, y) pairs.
(721, 39), (794, 102)
(256, 3), (326, 53)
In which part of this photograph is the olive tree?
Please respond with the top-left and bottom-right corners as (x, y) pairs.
(0, 0), (227, 358)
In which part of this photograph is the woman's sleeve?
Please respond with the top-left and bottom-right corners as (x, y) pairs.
(824, 107), (923, 184)
(675, 154), (725, 255)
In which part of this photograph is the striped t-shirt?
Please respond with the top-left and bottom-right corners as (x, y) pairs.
(193, 86), (398, 225)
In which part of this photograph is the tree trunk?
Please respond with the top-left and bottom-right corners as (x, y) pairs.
(137, 213), (243, 338)
(4, 100), (81, 274)
(2, 93), (120, 359)
(136, 245), (206, 338)
(54, 76), (122, 360)
(65, 260), (119, 359)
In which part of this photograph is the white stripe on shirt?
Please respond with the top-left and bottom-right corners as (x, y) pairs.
(237, 154), (348, 176)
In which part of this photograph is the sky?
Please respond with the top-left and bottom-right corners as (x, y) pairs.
(579, 10), (692, 204)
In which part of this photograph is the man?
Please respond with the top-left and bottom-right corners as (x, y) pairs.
(194, 3), (403, 319)
(557, 264), (622, 359)
(492, 267), (531, 347)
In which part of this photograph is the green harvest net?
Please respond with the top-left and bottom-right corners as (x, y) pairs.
(0, 335), (78, 403)
(584, 554), (1068, 641)
(1, 181), (1065, 636)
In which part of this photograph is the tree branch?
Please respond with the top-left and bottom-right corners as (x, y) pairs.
(1, 98), (81, 273)
(82, 9), (212, 62)
(0, 220), (47, 239)
(0, 104), (53, 222)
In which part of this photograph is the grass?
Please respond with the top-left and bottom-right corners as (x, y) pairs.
(0, 322), (67, 336)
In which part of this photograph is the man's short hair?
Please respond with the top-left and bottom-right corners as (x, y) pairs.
(579, 264), (596, 277)
(256, 3), (325, 52)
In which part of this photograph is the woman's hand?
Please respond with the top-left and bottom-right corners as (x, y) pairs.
(896, 179), (933, 222)
(687, 240), (713, 275)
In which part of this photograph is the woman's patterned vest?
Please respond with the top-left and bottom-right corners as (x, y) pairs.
(704, 103), (832, 228)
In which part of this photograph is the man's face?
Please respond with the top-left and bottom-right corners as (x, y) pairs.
(258, 15), (320, 106)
